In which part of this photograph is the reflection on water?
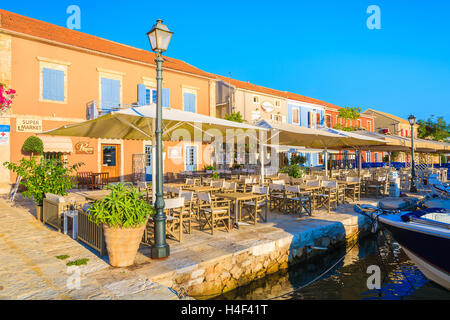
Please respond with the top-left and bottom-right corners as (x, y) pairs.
(214, 233), (450, 300)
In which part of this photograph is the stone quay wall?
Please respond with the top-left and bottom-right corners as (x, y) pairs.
(150, 214), (371, 299)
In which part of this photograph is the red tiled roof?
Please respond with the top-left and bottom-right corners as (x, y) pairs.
(212, 73), (375, 121)
(212, 73), (344, 110)
(0, 9), (213, 79)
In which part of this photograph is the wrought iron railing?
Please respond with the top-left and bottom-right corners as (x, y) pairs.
(86, 100), (140, 120)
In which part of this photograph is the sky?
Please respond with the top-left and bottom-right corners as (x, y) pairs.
(2, 0), (450, 122)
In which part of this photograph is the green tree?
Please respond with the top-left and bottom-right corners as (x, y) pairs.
(22, 136), (43, 157)
(3, 158), (83, 206)
(224, 111), (244, 123)
(417, 115), (450, 141)
(334, 107), (362, 131)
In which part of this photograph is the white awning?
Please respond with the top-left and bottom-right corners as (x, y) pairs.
(43, 104), (266, 141)
(38, 135), (73, 153)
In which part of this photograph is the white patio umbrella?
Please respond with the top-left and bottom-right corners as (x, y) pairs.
(43, 104), (267, 196)
(257, 120), (385, 176)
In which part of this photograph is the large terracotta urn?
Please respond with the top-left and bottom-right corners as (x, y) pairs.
(103, 223), (146, 267)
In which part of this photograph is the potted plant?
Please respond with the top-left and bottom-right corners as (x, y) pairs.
(3, 158), (83, 221)
(88, 183), (154, 267)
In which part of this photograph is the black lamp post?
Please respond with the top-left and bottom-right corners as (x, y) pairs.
(408, 114), (418, 193)
(147, 20), (173, 259)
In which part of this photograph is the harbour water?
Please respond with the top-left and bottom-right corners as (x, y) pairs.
(215, 233), (450, 300)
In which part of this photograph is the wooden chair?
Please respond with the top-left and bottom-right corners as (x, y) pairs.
(197, 192), (231, 235)
(96, 173), (109, 189)
(185, 178), (198, 186)
(269, 183), (285, 212)
(223, 182), (237, 193)
(317, 180), (338, 213)
(305, 180), (321, 211)
(76, 172), (93, 189)
(164, 197), (185, 242)
(211, 180), (225, 190)
(241, 186), (269, 224)
(344, 177), (361, 202)
(178, 191), (195, 235)
(237, 178), (253, 193)
(283, 185), (312, 217)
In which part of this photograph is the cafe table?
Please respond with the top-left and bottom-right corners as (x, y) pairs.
(214, 192), (258, 228)
(183, 186), (221, 193)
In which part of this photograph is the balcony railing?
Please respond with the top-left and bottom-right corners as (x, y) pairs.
(86, 100), (140, 120)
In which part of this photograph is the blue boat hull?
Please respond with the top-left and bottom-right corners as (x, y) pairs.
(378, 216), (450, 290)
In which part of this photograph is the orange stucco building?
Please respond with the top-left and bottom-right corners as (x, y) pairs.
(0, 10), (217, 192)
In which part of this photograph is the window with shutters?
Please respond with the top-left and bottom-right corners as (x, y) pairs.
(183, 88), (197, 113)
(253, 95), (260, 104)
(97, 68), (124, 112)
(292, 108), (300, 125)
(326, 115), (332, 128)
(38, 57), (70, 104)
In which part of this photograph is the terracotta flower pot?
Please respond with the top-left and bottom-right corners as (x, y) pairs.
(103, 223), (146, 267)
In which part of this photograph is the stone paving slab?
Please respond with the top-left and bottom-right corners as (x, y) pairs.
(0, 195), (383, 300)
(0, 198), (181, 300)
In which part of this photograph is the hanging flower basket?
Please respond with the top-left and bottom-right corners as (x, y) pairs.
(0, 82), (16, 112)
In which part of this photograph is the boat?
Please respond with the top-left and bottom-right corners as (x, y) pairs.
(355, 204), (450, 291)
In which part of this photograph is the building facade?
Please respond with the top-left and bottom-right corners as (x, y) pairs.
(0, 10), (216, 192)
(361, 108), (437, 164)
(215, 75), (378, 167)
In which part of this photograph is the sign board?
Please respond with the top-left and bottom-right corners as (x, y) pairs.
(74, 141), (94, 154)
(168, 146), (182, 159)
(261, 101), (274, 113)
(0, 125), (10, 146)
(16, 119), (42, 133)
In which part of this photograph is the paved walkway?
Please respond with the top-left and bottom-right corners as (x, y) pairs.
(0, 198), (181, 300)
(0, 194), (383, 300)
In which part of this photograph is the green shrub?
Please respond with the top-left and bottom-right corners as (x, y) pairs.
(204, 165), (216, 171)
(212, 172), (220, 180)
(3, 158), (83, 206)
(280, 165), (305, 178)
(22, 136), (44, 156)
(88, 183), (154, 228)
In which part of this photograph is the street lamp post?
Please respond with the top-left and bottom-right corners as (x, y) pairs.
(147, 20), (173, 259)
(408, 114), (418, 193)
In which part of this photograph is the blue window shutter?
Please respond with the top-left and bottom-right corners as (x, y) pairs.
(54, 70), (64, 101)
(42, 68), (51, 100)
(111, 79), (120, 107)
(162, 88), (170, 108)
(102, 78), (120, 111)
(101, 78), (111, 109)
(300, 108), (309, 127)
(138, 84), (146, 106)
(287, 104), (293, 124)
(320, 110), (325, 126)
(184, 92), (195, 112)
(43, 68), (64, 101)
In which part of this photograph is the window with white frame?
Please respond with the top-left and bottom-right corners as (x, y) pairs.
(38, 57), (70, 103)
(146, 87), (157, 105)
